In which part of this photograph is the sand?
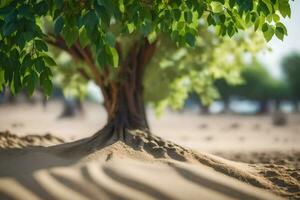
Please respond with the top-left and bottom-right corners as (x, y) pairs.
(0, 130), (299, 199)
(0, 101), (299, 199)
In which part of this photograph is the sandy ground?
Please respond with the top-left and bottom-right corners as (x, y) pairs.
(0, 101), (299, 199)
(0, 101), (299, 153)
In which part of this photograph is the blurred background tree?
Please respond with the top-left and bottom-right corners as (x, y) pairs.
(281, 53), (300, 112)
(236, 61), (275, 114)
(202, 61), (293, 115)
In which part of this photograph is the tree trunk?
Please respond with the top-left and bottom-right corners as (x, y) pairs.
(103, 81), (148, 130)
(222, 97), (230, 113)
(200, 105), (210, 114)
(97, 39), (156, 135)
(257, 100), (269, 114)
(274, 99), (281, 111)
(292, 100), (299, 113)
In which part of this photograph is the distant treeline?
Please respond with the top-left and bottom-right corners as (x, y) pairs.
(193, 53), (300, 114)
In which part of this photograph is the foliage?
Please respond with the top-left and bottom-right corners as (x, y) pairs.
(0, 0), (291, 100)
(215, 61), (291, 103)
(52, 51), (88, 99)
(269, 79), (290, 101)
(237, 61), (274, 101)
(281, 53), (300, 101)
(144, 30), (265, 114)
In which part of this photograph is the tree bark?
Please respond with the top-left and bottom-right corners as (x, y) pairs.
(98, 39), (156, 132)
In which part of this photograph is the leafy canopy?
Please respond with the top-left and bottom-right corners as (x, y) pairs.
(215, 61), (291, 102)
(0, 0), (291, 96)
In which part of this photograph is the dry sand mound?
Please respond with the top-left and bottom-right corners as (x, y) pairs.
(0, 131), (63, 148)
(0, 131), (299, 200)
(216, 151), (300, 199)
(0, 159), (281, 200)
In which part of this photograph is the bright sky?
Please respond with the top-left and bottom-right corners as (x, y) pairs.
(258, 2), (300, 79)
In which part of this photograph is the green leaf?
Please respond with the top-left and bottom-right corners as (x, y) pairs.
(42, 78), (52, 96)
(24, 71), (38, 96)
(227, 23), (235, 37)
(3, 22), (17, 36)
(62, 26), (79, 47)
(275, 26), (284, 40)
(54, 0), (63, 9)
(0, 70), (4, 91)
(13, 71), (21, 93)
(4, 64), (13, 83)
(40, 70), (52, 96)
(219, 14), (226, 23)
(34, 57), (45, 73)
(4, 10), (17, 22)
(211, 2), (223, 13)
(96, 49), (107, 67)
(21, 54), (32, 74)
(262, 24), (274, 42)
(278, 0), (291, 18)
(23, 31), (34, 41)
(43, 55), (56, 66)
(251, 12), (258, 23)
(207, 13), (215, 25)
(254, 18), (260, 31)
(147, 31), (157, 44)
(16, 34), (25, 49)
(35, 39), (48, 51)
(111, 48), (119, 68)
(104, 32), (116, 47)
(34, 1), (48, 16)
(258, 0), (271, 16)
(197, 2), (206, 17)
(18, 4), (34, 19)
(229, 0), (235, 8)
(173, 9), (181, 21)
(184, 11), (193, 23)
(127, 23), (135, 33)
(237, 0), (253, 12)
(272, 14), (280, 22)
(54, 16), (64, 36)
(0, 0), (14, 8)
(140, 19), (152, 36)
(79, 27), (89, 48)
(106, 47), (119, 68)
(185, 32), (196, 47)
(262, 23), (268, 32)
(276, 22), (287, 35)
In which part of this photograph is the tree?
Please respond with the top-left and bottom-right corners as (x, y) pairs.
(269, 79), (290, 111)
(215, 61), (290, 114)
(281, 53), (300, 112)
(230, 61), (275, 114)
(214, 78), (243, 113)
(0, 0), (291, 145)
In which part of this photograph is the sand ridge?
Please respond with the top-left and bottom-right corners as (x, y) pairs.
(0, 130), (299, 199)
(0, 131), (64, 148)
(0, 156), (282, 200)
